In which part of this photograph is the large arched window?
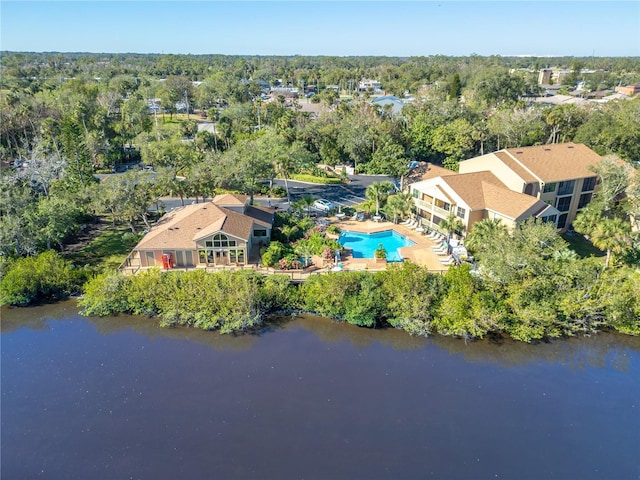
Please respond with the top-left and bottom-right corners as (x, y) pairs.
(205, 234), (237, 248)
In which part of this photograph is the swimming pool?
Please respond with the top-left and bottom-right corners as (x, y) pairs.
(338, 230), (415, 262)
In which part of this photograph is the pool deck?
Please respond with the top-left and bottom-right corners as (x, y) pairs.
(333, 218), (450, 273)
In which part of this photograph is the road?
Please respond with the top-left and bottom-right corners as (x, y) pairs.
(156, 175), (397, 213)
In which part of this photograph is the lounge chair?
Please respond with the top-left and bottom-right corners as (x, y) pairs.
(440, 255), (456, 265)
(401, 218), (413, 225)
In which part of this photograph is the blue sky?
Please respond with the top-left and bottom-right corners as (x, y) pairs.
(2, 1), (639, 57)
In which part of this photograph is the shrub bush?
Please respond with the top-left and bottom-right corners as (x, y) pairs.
(1, 251), (87, 306)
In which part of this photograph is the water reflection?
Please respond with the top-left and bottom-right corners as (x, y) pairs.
(3, 300), (640, 369)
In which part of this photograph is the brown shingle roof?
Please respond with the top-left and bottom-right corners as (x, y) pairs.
(212, 193), (249, 207)
(442, 171), (506, 209)
(244, 205), (275, 227)
(135, 201), (268, 250)
(194, 209), (254, 241)
(409, 162), (457, 183)
(494, 151), (538, 182)
(504, 143), (602, 182)
(479, 182), (542, 219)
(442, 171), (542, 219)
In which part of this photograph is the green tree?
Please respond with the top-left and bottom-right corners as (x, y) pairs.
(465, 218), (508, 253)
(430, 118), (475, 170)
(95, 170), (157, 233)
(439, 213), (465, 242)
(589, 217), (632, 268)
(448, 72), (462, 100)
(382, 192), (414, 224)
(365, 181), (393, 216)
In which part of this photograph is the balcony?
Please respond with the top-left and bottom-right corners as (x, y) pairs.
(415, 198), (451, 218)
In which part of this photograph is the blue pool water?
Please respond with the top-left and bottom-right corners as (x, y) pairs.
(338, 230), (415, 262)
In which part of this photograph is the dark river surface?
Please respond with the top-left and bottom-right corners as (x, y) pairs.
(2, 301), (639, 480)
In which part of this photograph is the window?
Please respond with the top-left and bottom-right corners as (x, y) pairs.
(253, 229), (267, 237)
(556, 196), (572, 212)
(230, 250), (245, 264)
(412, 189), (419, 198)
(582, 176), (597, 192)
(198, 250), (207, 264)
(434, 199), (450, 211)
(557, 213), (568, 229)
(456, 206), (466, 219)
(557, 180), (575, 196)
(541, 214), (557, 224)
(212, 233), (235, 247)
(578, 192), (592, 209)
(543, 182), (557, 194)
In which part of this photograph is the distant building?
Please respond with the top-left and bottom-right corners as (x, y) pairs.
(371, 95), (405, 116)
(358, 79), (383, 93)
(614, 84), (640, 96)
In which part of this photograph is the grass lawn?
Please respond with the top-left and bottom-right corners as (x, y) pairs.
(66, 224), (142, 272)
(290, 173), (344, 184)
(562, 232), (605, 259)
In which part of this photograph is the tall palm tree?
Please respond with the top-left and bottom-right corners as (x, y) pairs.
(365, 181), (394, 216)
(439, 213), (465, 243)
(465, 218), (509, 253)
(590, 217), (631, 268)
(383, 192), (414, 224)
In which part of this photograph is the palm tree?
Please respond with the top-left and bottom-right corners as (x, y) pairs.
(383, 192), (414, 224)
(294, 240), (314, 267)
(299, 194), (316, 217)
(280, 225), (299, 243)
(465, 218), (509, 253)
(590, 217), (631, 268)
(439, 213), (465, 243)
(365, 181), (394, 216)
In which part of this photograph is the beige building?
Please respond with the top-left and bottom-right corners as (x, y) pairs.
(459, 143), (603, 229)
(614, 85), (640, 96)
(411, 171), (559, 235)
(121, 194), (274, 273)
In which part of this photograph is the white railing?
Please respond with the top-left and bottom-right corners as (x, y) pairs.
(414, 198), (451, 218)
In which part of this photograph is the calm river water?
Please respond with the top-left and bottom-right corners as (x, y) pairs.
(2, 300), (639, 480)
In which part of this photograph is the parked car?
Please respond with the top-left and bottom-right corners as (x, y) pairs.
(313, 199), (335, 212)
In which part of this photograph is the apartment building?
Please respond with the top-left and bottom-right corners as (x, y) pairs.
(458, 143), (602, 229)
(411, 170), (559, 235)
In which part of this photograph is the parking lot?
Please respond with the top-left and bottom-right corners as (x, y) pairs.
(267, 174), (397, 213)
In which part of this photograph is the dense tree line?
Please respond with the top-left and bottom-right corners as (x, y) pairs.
(76, 223), (639, 342)
(1, 53), (639, 332)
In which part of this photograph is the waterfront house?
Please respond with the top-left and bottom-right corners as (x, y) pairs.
(120, 194), (274, 273)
